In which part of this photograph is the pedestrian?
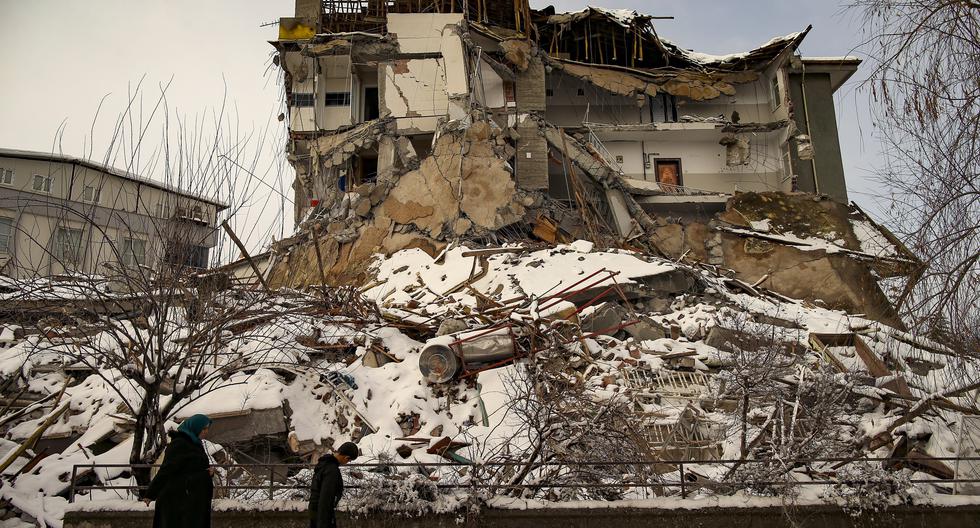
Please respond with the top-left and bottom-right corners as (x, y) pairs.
(309, 441), (359, 528)
(143, 414), (215, 528)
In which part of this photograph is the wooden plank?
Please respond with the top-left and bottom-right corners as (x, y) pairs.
(854, 335), (913, 397)
(221, 220), (271, 293)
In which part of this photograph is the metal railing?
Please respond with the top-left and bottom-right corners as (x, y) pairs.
(582, 123), (625, 175)
(68, 457), (980, 503)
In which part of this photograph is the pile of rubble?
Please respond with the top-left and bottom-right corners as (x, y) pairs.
(0, 240), (977, 524)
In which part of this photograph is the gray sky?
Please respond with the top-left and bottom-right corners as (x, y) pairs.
(0, 0), (883, 256)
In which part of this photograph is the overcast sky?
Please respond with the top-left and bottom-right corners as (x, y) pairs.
(0, 0), (883, 256)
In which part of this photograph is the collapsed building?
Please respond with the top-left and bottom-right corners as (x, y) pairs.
(266, 0), (916, 328)
(1, 3), (970, 525)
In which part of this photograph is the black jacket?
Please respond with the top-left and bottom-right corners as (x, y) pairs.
(146, 431), (214, 528)
(309, 455), (344, 528)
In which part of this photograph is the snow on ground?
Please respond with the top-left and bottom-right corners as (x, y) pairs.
(0, 242), (976, 525)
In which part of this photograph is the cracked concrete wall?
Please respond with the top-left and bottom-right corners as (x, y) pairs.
(379, 13), (469, 131)
(382, 58), (452, 121)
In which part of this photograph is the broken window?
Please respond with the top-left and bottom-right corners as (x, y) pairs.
(0, 217), (12, 254)
(120, 237), (147, 268)
(291, 93), (315, 107)
(654, 159), (683, 188)
(0, 168), (12, 185)
(770, 75), (781, 111)
(325, 92), (351, 107)
(781, 143), (793, 180)
(649, 93), (678, 123)
(55, 227), (83, 267)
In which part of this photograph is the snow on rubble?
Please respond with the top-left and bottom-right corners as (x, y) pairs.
(0, 242), (978, 525)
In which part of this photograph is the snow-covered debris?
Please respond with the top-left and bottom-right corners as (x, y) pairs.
(0, 242), (976, 525)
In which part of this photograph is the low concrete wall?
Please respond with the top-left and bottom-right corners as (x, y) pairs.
(63, 504), (980, 528)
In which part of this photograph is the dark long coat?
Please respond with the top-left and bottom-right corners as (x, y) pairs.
(145, 430), (214, 528)
(309, 454), (344, 528)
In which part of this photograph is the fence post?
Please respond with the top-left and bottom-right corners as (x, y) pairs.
(69, 465), (77, 503)
(268, 465), (274, 500)
(679, 462), (686, 499)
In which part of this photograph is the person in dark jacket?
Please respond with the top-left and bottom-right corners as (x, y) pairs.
(309, 441), (359, 528)
(143, 414), (214, 528)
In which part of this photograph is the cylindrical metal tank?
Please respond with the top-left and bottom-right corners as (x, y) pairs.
(419, 344), (460, 384)
(418, 327), (518, 383)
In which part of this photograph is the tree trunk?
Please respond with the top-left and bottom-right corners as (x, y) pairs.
(130, 388), (164, 488)
(740, 393), (750, 459)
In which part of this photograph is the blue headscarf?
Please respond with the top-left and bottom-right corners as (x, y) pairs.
(177, 414), (212, 445)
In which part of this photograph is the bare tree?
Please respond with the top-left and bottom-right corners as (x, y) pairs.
(850, 0), (980, 353)
(466, 345), (654, 501)
(0, 82), (294, 485)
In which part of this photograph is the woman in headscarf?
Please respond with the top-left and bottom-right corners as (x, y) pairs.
(143, 414), (214, 528)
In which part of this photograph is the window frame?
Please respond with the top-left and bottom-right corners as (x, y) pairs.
(120, 237), (147, 268)
(82, 185), (102, 204)
(55, 226), (84, 267)
(324, 92), (351, 107)
(32, 174), (54, 193)
(770, 74), (782, 111)
(0, 168), (13, 186)
(156, 201), (172, 219)
(292, 92), (315, 107)
(0, 217), (13, 254)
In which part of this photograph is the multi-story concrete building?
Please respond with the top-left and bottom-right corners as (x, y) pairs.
(264, 1), (916, 326)
(273, 2), (858, 225)
(0, 148), (227, 279)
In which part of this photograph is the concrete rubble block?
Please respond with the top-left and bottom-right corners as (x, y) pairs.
(581, 303), (628, 336)
(453, 217), (472, 235)
(394, 136), (419, 169)
(369, 184), (390, 206)
(500, 38), (532, 71)
(205, 408), (288, 445)
(353, 196), (372, 217)
(625, 317), (667, 342)
(436, 318), (468, 336)
(651, 224), (686, 258)
(637, 268), (699, 295)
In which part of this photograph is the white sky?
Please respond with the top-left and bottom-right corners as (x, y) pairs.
(0, 0), (884, 258)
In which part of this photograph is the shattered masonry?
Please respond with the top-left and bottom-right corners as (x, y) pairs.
(0, 4), (976, 521)
(266, 1), (906, 327)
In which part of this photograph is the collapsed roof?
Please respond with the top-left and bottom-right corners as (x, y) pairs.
(535, 5), (809, 73)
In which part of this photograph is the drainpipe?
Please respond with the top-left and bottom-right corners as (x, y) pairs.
(640, 103), (648, 180)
